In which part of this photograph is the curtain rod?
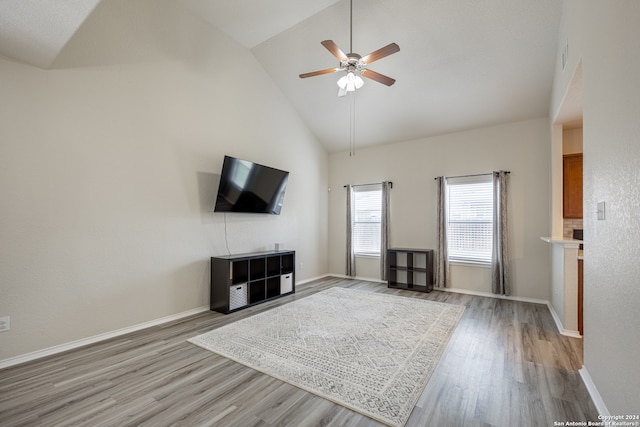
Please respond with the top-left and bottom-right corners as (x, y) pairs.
(344, 181), (393, 188)
(433, 171), (510, 180)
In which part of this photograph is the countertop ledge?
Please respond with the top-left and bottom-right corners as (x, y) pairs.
(540, 236), (583, 248)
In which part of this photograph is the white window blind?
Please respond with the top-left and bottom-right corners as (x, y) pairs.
(446, 175), (493, 264)
(353, 185), (382, 256)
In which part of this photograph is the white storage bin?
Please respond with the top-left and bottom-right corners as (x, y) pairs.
(229, 283), (248, 310)
(280, 274), (293, 294)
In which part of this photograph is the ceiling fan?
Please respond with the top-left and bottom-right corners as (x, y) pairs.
(299, 0), (400, 97)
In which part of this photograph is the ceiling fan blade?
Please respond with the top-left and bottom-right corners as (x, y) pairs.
(361, 69), (396, 86)
(299, 68), (341, 79)
(361, 43), (400, 64)
(321, 40), (348, 62)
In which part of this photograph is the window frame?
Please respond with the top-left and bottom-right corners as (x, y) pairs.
(351, 184), (383, 257)
(446, 175), (494, 266)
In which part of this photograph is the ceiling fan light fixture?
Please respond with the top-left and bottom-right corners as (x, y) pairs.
(337, 71), (364, 92)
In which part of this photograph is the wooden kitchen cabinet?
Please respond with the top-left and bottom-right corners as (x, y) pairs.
(563, 154), (583, 218)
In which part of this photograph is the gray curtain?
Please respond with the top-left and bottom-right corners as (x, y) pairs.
(346, 184), (355, 277)
(435, 176), (450, 288)
(380, 181), (392, 280)
(492, 171), (510, 295)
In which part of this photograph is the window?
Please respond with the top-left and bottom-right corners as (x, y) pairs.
(352, 185), (382, 256)
(446, 175), (493, 264)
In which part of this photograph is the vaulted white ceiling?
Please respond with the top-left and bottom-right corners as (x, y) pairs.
(0, 0), (101, 69)
(0, 0), (564, 152)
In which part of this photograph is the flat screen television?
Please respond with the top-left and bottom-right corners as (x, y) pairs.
(214, 156), (289, 215)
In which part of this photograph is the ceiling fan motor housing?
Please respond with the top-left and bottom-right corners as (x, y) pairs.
(341, 53), (364, 75)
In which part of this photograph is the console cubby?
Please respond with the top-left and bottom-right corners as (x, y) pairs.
(267, 256), (281, 276)
(231, 260), (248, 284)
(249, 280), (266, 304)
(250, 258), (266, 280)
(282, 253), (294, 273)
(210, 250), (296, 314)
(266, 276), (281, 299)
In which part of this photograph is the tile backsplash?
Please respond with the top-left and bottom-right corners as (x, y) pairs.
(563, 218), (583, 239)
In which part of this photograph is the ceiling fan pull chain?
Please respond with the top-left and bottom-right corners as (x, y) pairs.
(350, 91), (356, 156)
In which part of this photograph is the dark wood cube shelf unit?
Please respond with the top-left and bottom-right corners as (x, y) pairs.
(210, 250), (295, 314)
(387, 248), (434, 293)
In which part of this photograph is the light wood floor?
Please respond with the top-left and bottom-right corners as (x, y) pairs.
(0, 277), (598, 426)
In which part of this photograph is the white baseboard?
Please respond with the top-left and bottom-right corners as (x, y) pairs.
(1, 277), (574, 370)
(326, 273), (386, 283)
(545, 302), (582, 338)
(0, 275), (372, 370)
(580, 366), (610, 416)
(434, 286), (549, 305)
(327, 276), (552, 300)
(296, 273), (334, 285)
(0, 305), (210, 370)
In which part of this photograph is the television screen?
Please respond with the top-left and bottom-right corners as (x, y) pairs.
(214, 156), (289, 215)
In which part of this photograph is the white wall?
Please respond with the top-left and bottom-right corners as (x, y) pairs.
(0, 0), (328, 361)
(581, 0), (640, 415)
(563, 127), (583, 154)
(328, 118), (551, 300)
(550, 0), (640, 415)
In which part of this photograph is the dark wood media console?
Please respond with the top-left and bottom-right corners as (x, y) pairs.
(210, 250), (295, 314)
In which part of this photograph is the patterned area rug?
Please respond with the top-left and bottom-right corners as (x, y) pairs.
(188, 287), (464, 427)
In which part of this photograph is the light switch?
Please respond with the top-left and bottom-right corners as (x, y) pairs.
(597, 201), (605, 220)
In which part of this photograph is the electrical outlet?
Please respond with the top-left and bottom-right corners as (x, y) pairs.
(0, 316), (10, 332)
